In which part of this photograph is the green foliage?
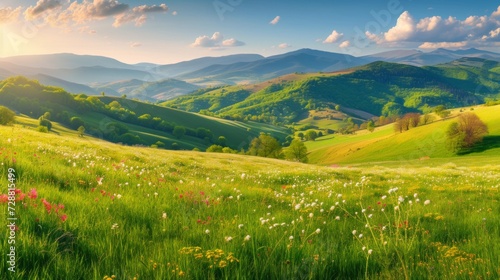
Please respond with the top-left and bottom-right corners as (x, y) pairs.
(77, 126), (85, 137)
(206, 144), (224, 153)
(366, 120), (375, 132)
(217, 136), (227, 147)
(248, 133), (283, 159)
(37, 125), (49, 133)
(285, 139), (308, 163)
(39, 117), (52, 131)
(173, 126), (186, 139)
(446, 113), (489, 153)
(305, 130), (318, 141)
(0, 105), (15, 125)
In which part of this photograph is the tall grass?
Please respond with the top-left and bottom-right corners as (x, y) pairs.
(1, 124), (499, 279)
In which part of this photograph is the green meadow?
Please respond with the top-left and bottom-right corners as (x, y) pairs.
(1, 116), (499, 279)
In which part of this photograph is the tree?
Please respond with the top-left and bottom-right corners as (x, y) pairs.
(446, 113), (488, 153)
(297, 132), (304, 140)
(335, 105), (340, 111)
(285, 139), (308, 163)
(0, 106), (15, 125)
(217, 136), (227, 147)
(173, 126), (186, 139)
(305, 130), (318, 141)
(70, 117), (85, 129)
(206, 144), (223, 153)
(77, 126), (86, 137)
(248, 133), (283, 159)
(39, 115), (52, 131)
(367, 120), (375, 132)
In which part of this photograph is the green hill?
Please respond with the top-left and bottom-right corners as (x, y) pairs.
(0, 76), (289, 150)
(163, 59), (500, 127)
(305, 104), (500, 166)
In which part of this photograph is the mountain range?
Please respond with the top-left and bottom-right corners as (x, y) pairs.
(1, 48), (500, 101)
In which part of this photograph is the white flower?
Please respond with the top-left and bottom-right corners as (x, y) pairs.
(225, 236), (233, 242)
(330, 206), (335, 211)
(289, 236), (294, 241)
(295, 204), (301, 210)
(335, 216), (340, 221)
(116, 194), (122, 199)
(424, 200), (431, 205)
(205, 229), (210, 234)
(352, 230), (357, 235)
(362, 246), (366, 251)
(309, 213), (314, 218)
(359, 234), (363, 238)
(398, 196), (404, 203)
(238, 224), (244, 229)
(162, 212), (167, 219)
(413, 193), (418, 198)
(241, 173), (246, 179)
(315, 228), (321, 234)
(244, 235), (251, 241)
(368, 249), (373, 255)
(381, 195), (387, 200)
(394, 206), (399, 211)
(111, 223), (119, 230)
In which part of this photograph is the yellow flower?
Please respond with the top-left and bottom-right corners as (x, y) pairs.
(219, 260), (227, 268)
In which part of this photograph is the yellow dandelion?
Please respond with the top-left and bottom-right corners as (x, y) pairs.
(219, 260), (227, 268)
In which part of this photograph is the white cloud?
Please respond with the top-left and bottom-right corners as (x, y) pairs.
(492, 6), (500, 17)
(419, 41), (467, 49)
(131, 42), (142, 48)
(270, 16), (280, 25)
(385, 11), (415, 42)
(113, 4), (168, 27)
(172, 11), (177, 16)
(25, 0), (62, 19)
(278, 43), (291, 49)
(364, 9), (500, 49)
(191, 32), (244, 48)
(323, 30), (343, 43)
(0, 7), (22, 23)
(339, 40), (351, 48)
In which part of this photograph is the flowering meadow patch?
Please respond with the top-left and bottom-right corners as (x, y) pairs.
(0, 125), (499, 279)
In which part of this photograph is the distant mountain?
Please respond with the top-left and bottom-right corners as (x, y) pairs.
(94, 78), (200, 101)
(0, 53), (136, 70)
(175, 48), (369, 85)
(365, 48), (500, 66)
(155, 54), (264, 77)
(164, 58), (500, 125)
(29, 74), (99, 95)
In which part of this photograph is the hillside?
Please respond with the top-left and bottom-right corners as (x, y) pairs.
(0, 76), (289, 150)
(1, 114), (499, 279)
(305, 104), (500, 165)
(163, 58), (500, 126)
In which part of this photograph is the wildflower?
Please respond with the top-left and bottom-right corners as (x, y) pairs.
(241, 173), (246, 179)
(359, 234), (363, 238)
(205, 229), (210, 234)
(295, 204), (301, 210)
(225, 236), (233, 242)
(381, 195), (387, 200)
(352, 230), (357, 235)
(309, 213), (314, 218)
(398, 196), (404, 203)
(111, 223), (119, 230)
(424, 200), (431, 205)
(28, 189), (38, 199)
(335, 216), (340, 220)
(394, 206), (399, 211)
(315, 228), (321, 234)
(238, 224), (244, 229)
(244, 235), (251, 241)
(60, 214), (68, 222)
(162, 212), (167, 219)
(362, 246), (366, 251)
(116, 194), (122, 199)
(97, 177), (103, 185)
(289, 236), (294, 241)
(413, 193), (418, 198)
(368, 249), (373, 255)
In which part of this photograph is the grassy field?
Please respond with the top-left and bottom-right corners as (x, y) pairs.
(306, 104), (500, 166)
(1, 117), (499, 279)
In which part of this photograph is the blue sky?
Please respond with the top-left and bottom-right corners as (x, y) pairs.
(1, 0), (499, 64)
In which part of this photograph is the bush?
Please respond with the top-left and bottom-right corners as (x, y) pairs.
(0, 106), (15, 125)
(37, 126), (49, 133)
(446, 113), (488, 153)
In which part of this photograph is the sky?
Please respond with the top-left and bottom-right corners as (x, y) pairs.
(0, 0), (499, 64)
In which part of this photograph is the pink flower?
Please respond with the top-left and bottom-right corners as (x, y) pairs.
(0, 194), (8, 203)
(60, 214), (68, 222)
(28, 189), (38, 199)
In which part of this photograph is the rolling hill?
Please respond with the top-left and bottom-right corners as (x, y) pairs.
(305, 104), (500, 166)
(0, 76), (289, 151)
(163, 58), (500, 126)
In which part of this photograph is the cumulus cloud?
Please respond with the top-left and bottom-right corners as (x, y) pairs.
(339, 40), (351, 48)
(0, 7), (22, 23)
(493, 6), (500, 17)
(365, 8), (500, 49)
(278, 43), (291, 49)
(323, 30), (343, 43)
(113, 4), (168, 27)
(191, 32), (244, 48)
(270, 16), (280, 25)
(25, 0), (62, 19)
(385, 11), (415, 42)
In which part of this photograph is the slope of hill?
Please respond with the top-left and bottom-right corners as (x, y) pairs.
(305, 104), (500, 165)
(0, 76), (288, 150)
(164, 58), (500, 126)
(0, 53), (136, 69)
(93, 78), (201, 101)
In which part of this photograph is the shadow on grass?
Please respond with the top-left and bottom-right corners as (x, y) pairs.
(458, 135), (500, 155)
